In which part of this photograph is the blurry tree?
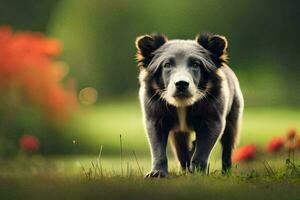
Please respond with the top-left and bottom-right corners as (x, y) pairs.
(0, 0), (61, 31)
(49, 0), (300, 106)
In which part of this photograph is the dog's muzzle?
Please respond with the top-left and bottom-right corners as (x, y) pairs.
(173, 80), (191, 98)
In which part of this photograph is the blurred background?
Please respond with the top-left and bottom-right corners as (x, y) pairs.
(0, 0), (299, 158)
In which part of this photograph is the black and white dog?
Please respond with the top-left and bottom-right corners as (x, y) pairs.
(135, 33), (244, 178)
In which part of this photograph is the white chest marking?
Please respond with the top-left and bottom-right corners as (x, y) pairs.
(176, 107), (189, 132)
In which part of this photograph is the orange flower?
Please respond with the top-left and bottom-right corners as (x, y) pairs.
(286, 128), (297, 141)
(232, 144), (257, 162)
(0, 27), (60, 79)
(287, 141), (297, 150)
(267, 137), (285, 153)
(286, 129), (299, 150)
(295, 138), (300, 149)
(0, 26), (76, 120)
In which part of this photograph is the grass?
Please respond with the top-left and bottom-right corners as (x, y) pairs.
(1, 153), (300, 200)
(1, 101), (300, 199)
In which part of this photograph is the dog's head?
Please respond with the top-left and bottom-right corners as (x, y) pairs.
(136, 33), (228, 107)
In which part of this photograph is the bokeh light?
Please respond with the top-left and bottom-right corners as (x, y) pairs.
(79, 87), (98, 105)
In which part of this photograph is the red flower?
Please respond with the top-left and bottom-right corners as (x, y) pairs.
(267, 137), (285, 153)
(286, 128), (297, 141)
(232, 144), (257, 162)
(20, 135), (40, 152)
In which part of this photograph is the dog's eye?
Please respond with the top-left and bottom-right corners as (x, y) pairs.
(163, 63), (172, 68)
(191, 62), (201, 69)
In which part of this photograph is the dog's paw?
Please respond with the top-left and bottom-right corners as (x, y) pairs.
(144, 170), (168, 178)
(189, 164), (196, 173)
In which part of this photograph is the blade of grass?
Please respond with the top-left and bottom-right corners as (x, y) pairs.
(97, 145), (103, 177)
(120, 134), (123, 177)
(132, 150), (143, 176)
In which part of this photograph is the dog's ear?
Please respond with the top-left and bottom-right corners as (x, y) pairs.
(135, 34), (168, 67)
(196, 32), (228, 64)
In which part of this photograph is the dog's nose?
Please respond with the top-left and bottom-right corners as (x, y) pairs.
(175, 81), (189, 91)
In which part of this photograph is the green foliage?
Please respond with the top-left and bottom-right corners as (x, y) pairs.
(0, 99), (74, 157)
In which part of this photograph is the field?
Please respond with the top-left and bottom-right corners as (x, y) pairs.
(1, 101), (300, 200)
(70, 100), (300, 154)
(1, 154), (300, 200)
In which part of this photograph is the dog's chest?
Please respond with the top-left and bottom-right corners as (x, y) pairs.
(175, 107), (191, 132)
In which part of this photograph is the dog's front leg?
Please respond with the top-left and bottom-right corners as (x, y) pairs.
(190, 117), (225, 173)
(145, 119), (170, 178)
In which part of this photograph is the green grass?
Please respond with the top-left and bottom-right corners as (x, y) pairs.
(1, 102), (300, 199)
(1, 153), (300, 200)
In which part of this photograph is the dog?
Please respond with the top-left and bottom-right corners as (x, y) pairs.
(135, 33), (244, 178)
